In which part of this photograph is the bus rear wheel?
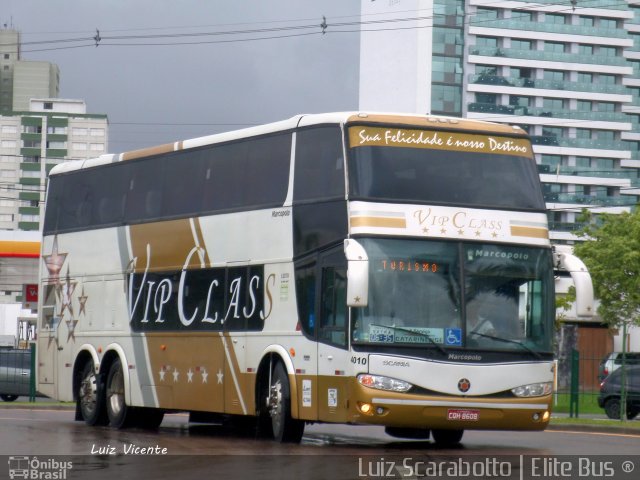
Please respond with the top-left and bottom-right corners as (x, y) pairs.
(432, 428), (464, 447)
(78, 361), (106, 425)
(105, 359), (132, 428)
(267, 362), (304, 443)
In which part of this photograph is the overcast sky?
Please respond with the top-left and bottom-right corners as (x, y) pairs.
(4, 0), (361, 154)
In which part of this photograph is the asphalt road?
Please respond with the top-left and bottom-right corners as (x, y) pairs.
(0, 407), (638, 480)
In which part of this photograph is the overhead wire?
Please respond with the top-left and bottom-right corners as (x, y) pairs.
(11, 0), (634, 52)
(3, 0), (639, 213)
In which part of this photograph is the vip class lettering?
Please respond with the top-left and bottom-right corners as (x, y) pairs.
(127, 245), (273, 330)
(413, 209), (502, 231)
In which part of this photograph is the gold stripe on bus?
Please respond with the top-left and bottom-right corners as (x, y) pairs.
(143, 332), (253, 414)
(221, 332), (251, 415)
(129, 219), (201, 272)
(144, 333), (226, 411)
(122, 142), (178, 161)
(191, 218), (212, 266)
(510, 226), (549, 239)
(351, 216), (407, 229)
(348, 126), (532, 157)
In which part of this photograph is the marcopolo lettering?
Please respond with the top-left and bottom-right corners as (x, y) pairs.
(473, 249), (529, 261)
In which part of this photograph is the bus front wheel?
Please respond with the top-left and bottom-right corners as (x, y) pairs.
(105, 359), (132, 428)
(267, 362), (304, 443)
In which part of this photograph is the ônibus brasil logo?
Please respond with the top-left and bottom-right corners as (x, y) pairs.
(8, 456), (73, 479)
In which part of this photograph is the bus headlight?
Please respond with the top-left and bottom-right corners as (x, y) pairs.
(511, 382), (552, 398)
(358, 374), (412, 392)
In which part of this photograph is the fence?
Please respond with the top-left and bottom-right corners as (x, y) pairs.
(555, 349), (639, 420)
(0, 344), (36, 402)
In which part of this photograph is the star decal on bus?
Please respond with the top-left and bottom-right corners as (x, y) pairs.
(78, 286), (88, 316)
(47, 331), (59, 351)
(42, 236), (67, 282)
(58, 267), (77, 318)
(157, 365), (214, 383)
(217, 369), (224, 384)
(66, 317), (78, 342)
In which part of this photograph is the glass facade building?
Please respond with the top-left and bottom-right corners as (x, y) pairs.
(463, 0), (639, 242)
(361, 0), (640, 244)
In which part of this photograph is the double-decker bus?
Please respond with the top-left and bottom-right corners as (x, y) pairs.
(37, 112), (576, 445)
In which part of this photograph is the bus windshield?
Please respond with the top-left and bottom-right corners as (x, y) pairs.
(351, 238), (555, 354)
(347, 127), (545, 210)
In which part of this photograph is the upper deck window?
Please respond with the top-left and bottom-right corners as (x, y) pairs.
(347, 126), (545, 211)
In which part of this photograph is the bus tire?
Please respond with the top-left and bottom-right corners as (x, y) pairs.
(105, 358), (132, 429)
(0, 394), (18, 402)
(78, 361), (107, 426)
(267, 362), (304, 443)
(432, 428), (464, 446)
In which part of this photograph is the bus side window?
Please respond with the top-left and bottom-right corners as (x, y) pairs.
(294, 126), (345, 202)
(319, 266), (347, 348)
(295, 263), (317, 338)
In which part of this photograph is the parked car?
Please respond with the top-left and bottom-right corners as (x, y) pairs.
(598, 365), (640, 420)
(0, 348), (31, 402)
(598, 352), (640, 382)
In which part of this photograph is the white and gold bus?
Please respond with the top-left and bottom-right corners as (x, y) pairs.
(38, 112), (561, 445)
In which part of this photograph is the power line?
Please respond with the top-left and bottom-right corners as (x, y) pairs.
(12, 1), (634, 53)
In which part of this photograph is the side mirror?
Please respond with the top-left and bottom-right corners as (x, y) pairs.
(344, 239), (369, 307)
(553, 247), (594, 318)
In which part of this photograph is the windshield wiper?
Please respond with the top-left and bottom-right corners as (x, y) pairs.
(470, 332), (542, 359)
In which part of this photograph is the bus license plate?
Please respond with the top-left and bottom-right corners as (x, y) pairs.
(447, 409), (480, 421)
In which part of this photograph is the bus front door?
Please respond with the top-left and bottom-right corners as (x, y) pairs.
(317, 248), (350, 423)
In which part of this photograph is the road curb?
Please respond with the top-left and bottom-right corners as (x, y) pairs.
(547, 422), (640, 435)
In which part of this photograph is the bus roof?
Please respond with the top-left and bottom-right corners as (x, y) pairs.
(50, 112), (527, 176)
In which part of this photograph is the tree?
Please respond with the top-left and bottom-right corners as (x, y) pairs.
(573, 209), (640, 328)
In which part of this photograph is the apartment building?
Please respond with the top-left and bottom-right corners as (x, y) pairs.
(360, 0), (640, 243)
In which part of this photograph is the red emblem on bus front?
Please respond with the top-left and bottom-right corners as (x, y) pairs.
(458, 378), (471, 393)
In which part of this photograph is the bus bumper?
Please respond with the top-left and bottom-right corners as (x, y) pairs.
(348, 383), (552, 431)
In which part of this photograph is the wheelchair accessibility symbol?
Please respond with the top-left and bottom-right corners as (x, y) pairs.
(445, 328), (462, 346)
